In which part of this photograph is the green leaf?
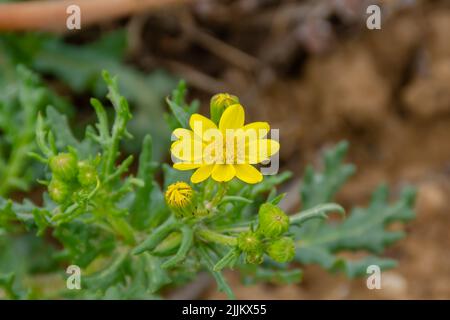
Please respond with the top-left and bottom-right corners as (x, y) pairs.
(165, 80), (199, 131)
(220, 196), (253, 205)
(142, 253), (172, 294)
(197, 245), (235, 299)
(46, 106), (95, 158)
(251, 171), (293, 197)
(241, 266), (303, 285)
(33, 35), (174, 159)
(214, 248), (240, 271)
(0, 65), (71, 195)
(0, 32), (174, 159)
(290, 203), (345, 226)
(300, 141), (355, 209)
(130, 135), (159, 230)
(161, 225), (194, 269)
(162, 163), (191, 188)
(0, 198), (40, 230)
(166, 97), (189, 129)
(294, 185), (416, 277)
(0, 272), (21, 299)
(83, 252), (129, 291)
(53, 222), (115, 268)
(133, 217), (181, 255)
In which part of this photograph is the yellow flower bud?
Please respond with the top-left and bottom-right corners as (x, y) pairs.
(266, 237), (295, 263)
(257, 203), (289, 238)
(165, 182), (195, 218)
(210, 93), (239, 124)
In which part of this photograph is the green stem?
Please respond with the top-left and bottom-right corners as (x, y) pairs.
(210, 182), (228, 207)
(196, 228), (237, 246)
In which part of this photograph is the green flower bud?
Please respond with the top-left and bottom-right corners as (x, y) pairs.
(266, 237), (295, 263)
(77, 161), (98, 186)
(245, 250), (264, 265)
(210, 93), (239, 124)
(71, 188), (90, 203)
(237, 231), (263, 253)
(152, 231), (182, 257)
(49, 153), (78, 182)
(48, 178), (72, 204)
(257, 203), (289, 238)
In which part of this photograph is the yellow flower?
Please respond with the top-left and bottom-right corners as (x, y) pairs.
(165, 182), (193, 209)
(171, 103), (280, 184)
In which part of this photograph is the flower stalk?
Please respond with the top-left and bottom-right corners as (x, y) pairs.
(196, 228), (237, 247)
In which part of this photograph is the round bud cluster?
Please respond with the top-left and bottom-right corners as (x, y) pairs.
(236, 203), (295, 265)
(47, 153), (98, 204)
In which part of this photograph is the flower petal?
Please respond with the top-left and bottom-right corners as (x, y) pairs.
(211, 164), (236, 182)
(219, 104), (245, 131)
(171, 138), (204, 162)
(190, 114), (217, 139)
(191, 164), (214, 183)
(242, 122), (270, 140)
(172, 128), (194, 140)
(173, 163), (202, 170)
(246, 139), (280, 164)
(234, 164), (262, 184)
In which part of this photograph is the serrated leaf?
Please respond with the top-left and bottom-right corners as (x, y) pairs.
(197, 245), (235, 299)
(294, 185), (416, 277)
(300, 141), (355, 209)
(46, 106), (95, 157)
(130, 135), (159, 230)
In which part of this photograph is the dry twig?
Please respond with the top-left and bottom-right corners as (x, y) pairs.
(0, 0), (190, 32)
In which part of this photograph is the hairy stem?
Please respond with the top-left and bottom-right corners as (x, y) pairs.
(196, 228), (237, 247)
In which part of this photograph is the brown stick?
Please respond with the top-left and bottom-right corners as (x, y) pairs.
(0, 0), (189, 32)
